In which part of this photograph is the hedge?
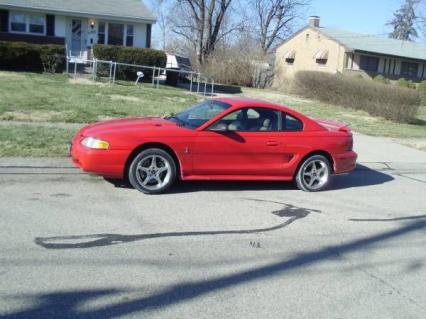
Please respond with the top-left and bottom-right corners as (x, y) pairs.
(93, 44), (167, 80)
(0, 41), (65, 73)
(293, 71), (420, 123)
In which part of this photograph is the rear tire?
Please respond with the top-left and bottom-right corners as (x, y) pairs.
(128, 148), (176, 194)
(295, 155), (331, 192)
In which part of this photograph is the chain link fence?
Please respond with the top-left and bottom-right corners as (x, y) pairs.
(65, 56), (215, 96)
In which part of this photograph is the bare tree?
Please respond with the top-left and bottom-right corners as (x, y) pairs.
(171, 0), (238, 64)
(250, 0), (310, 53)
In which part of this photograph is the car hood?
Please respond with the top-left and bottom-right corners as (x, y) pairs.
(79, 117), (178, 136)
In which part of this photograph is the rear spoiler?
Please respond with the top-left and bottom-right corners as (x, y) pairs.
(314, 119), (351, 133)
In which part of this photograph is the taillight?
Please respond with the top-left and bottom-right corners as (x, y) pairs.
(347, 135), (353, 151)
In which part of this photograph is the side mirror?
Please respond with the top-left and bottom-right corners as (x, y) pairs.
(208, 122), (228, 132)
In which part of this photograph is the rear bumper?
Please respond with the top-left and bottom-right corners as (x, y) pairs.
(71, 139), (128, 179)
(333, 151), (357, 174)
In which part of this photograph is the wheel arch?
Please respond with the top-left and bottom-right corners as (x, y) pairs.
(294, 150), (335, 178)
(124, 142), (182, 181)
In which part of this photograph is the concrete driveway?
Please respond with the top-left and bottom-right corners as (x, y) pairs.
(0, 134), (425, 319)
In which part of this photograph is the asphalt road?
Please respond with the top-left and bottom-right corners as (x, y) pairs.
(0, 134), (425, 319)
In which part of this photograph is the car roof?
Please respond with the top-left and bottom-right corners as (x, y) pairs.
(213, 97), (299, 114)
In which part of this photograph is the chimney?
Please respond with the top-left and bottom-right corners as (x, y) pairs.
(308, 16), (320, 28)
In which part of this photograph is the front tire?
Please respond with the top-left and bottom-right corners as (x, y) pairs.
(128, 148), (176, 194)
(295, 155), (331, 192)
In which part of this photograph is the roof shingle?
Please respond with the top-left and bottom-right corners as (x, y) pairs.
(0, 0), (156, 23)
(318, 27), (426, 61)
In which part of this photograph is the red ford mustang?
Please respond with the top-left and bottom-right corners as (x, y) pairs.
(71, 97), (357, 194)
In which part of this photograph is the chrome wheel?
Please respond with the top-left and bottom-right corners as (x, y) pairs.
(135, 155), (172, 191)
(296, 155), (331, 192)
(128, 148), (177, 194)
(301, 160), (329, 190)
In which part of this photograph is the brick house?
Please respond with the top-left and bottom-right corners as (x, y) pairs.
(275, 17), (426, 83)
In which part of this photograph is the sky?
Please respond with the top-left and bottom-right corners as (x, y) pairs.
(308, 0), (404, 36)
(148, 0), (425, 49)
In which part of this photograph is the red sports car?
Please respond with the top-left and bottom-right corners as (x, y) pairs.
(71, 97), (357, 194)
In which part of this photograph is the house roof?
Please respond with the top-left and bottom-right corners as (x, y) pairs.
(0, 0), (156, 23)
(318, 27), (426, 61)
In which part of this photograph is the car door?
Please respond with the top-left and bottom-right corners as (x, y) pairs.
(192, 107), (288, 177)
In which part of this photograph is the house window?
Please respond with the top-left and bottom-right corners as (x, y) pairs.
(359, 56), (379, 72)
(108, 23), (124, 45)
(10, 13), (26, 32)
(316, 59), (327, 65)
(126, 24), (134, 47)
(284, 50), (296, 65)
(29, 15), (44, 33)
(98, 22), (106, 44)
(10, 12), (45, 34)
(401, 62), (418, 78)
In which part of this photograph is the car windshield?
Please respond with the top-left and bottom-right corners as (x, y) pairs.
(165, 100), (231, 129)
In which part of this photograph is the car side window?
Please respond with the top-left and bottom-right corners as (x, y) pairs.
(211, 108), (279, 132)
(282, 113), (303, 131)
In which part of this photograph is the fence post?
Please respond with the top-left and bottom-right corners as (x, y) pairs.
(152, 66), (156, 87)
(197, 73), (200, 93)
(211, 79), (214, 97)
(66, 56), (69, 74)
(113, 62), (117, 85)
(94, 59), (98, 81)
(203, 77), (207, 96)
(156, 67), (161, 89)
(73, 61), (77, 80)
(92, 58), (95, 81)
(189, 73), (193, 93)
(109, 61), (113, 84)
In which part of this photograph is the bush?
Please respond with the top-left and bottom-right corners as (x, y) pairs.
(293, 71), (420, 123)
(419, 80), (426, 106)
(93, 44), (166, 80)
(396, 78), (416, 89)
(373, 75), (390, 84)
(0, 41), (65, 73)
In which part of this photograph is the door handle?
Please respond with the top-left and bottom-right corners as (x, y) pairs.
(266, 141), (279, 146)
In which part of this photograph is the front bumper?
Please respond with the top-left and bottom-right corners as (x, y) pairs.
(70, 136), (128, 179)
(333, 151), (357, 174)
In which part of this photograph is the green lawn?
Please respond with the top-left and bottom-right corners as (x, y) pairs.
(0, 71), (200, 123)
(0, 71), (425, 157)
(0, 123), (75, 157)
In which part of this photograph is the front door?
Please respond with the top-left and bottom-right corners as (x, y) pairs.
(192, 107), (287, 177)
(71, 19), (82, 56)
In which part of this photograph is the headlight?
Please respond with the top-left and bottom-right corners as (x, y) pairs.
(81, 137), (109, 150)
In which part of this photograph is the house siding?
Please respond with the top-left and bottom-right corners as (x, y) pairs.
(274, 27), (346, 84)
(54, 15), (66, 37)
(0, 32), (64, 44)
(134, 23), (148, 48)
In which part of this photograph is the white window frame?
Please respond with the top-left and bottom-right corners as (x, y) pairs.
(97, 21), (107, 45)
(126, 24), (134, 47)
(97, 21), (137, 47)
(9, 11), (46, 36)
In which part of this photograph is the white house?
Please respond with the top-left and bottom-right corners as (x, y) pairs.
(0, 0), (156, 60)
